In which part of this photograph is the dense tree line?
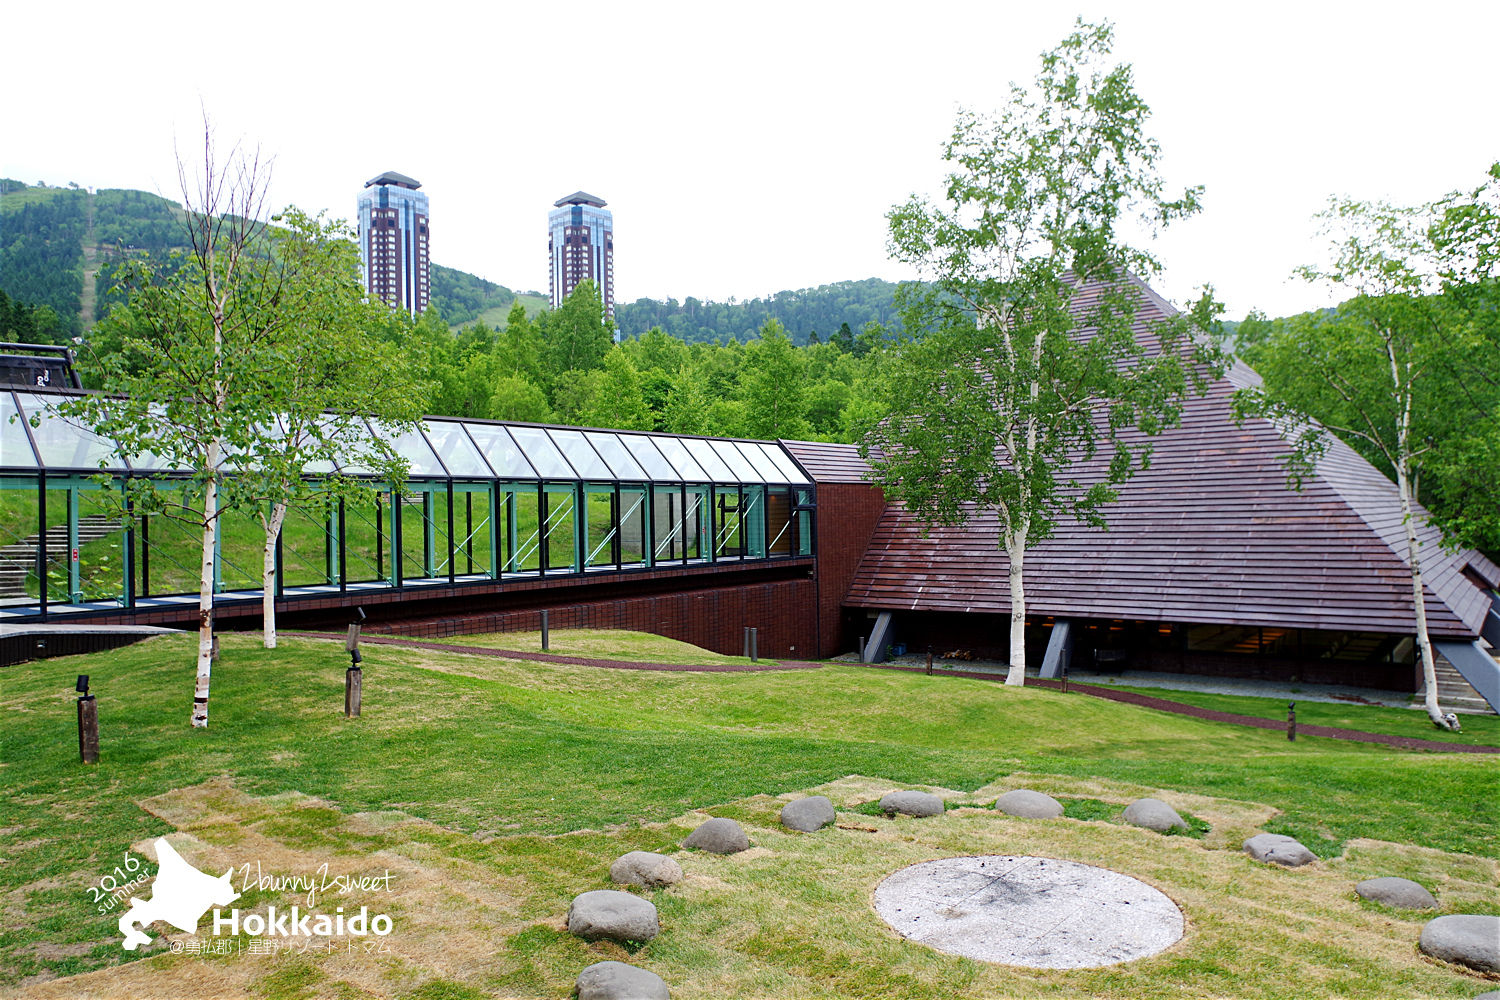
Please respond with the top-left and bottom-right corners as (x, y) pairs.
(429, 264), (519, 326)
(0, 183), (86, 339)
(614, 277), (905, 344)
(0, 289), (64, 344)
(383, 281), (885, 444)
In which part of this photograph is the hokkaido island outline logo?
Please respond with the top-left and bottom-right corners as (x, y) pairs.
(118, 838), (239, 950)
(110, 837), (394, 952)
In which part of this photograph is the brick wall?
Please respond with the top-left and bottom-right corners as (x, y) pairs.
(366, 578), (820, 659)
(811, 483), (887, 658)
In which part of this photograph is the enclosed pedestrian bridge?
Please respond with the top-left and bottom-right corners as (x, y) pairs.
(0, 389), (819, 639)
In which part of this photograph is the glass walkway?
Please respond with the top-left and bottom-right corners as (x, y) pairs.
(0, 390), (816, 621)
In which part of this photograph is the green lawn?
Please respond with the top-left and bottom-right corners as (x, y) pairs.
(2, 634), (1496, 997)
(1104, 683), (1500, 747)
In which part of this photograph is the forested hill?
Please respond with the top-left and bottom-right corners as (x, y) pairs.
(0, 181), (523, 339)
(615, 278), (903, 344)
(0, 180), (902, 345)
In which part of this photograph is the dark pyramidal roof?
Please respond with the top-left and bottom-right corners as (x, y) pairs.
(788, 276), (1499, 640)
(554, 190), (607, 208)
(365, 171), (422, 190)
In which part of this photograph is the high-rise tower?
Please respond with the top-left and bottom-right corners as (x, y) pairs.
(357, 171), (430, 316)
(548, 191), (613, 320)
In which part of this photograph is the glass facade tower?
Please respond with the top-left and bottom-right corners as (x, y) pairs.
(548, 191), (614, 321)
(358, 171), (430, 316)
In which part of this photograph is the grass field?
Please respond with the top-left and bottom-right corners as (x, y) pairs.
(1105, 683), (1500, 747)
(422, 628), (779, 667)
(1, 631), (1496, 998)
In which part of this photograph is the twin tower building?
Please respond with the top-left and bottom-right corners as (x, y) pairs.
(357, 173), (614, 320)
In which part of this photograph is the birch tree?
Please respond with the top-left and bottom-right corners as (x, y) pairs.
(66, 125), (419, 723)
(1235, 167), (1500, 729)
(864, 20), (1222, 684)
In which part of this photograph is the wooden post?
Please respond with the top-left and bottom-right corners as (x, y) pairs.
(926, 647), (933, 676)
(345, 667), (362, 718)
(345, 622), (362, 718)
(1287, 701), (1296, 741)
(77, 695), (99, 764)
(210, 635), (219, 664)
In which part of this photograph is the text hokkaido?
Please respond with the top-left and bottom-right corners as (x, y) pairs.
(212, 905), (392, 938)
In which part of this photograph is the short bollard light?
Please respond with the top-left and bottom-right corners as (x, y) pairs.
(749, 627), (758, 663)
(1287, 700), (1296, 741)
(76, 674), (99, 764)
(540, 609), (550, 651)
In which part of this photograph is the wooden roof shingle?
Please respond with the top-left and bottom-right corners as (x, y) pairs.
(839, 276), (1498, 639)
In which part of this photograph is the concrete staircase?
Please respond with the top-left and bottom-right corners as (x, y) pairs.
(0, 517), (122, 599)
(1416, 651), (1499, 715)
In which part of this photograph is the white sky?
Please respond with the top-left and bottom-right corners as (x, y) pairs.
(4, 1), (1496, 320)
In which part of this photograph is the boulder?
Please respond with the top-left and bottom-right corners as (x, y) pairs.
(575, 960), (670, 1000)
(1354, 876), (1437, 909)
(1471, 992), (1500, 1000)
(1122, 797), (1188, 833)
(682, 817), (749, 854)
(780, 796), (836, 833)
(1418, 914), (1500, 973)
(1242, 833), (1317, 868)
(567, 890), (659, 944)
(995, 789), (1064, 820)
(609, 851), (683, 888)
(879, 790), (945, 818)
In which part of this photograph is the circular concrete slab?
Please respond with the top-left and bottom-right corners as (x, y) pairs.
(873, 855), (1183, 969)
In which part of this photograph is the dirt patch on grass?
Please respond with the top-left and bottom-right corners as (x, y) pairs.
(9, 774), (1495, 999)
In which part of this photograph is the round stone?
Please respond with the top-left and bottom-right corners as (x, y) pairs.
(1354, 876), (1437, 909)
(879, 790), (945, 817)
(1471, 992), (1500, 1000)
(682, 817), (750, 854)
(995, 789), (1064, 820)
(1419, 914), (1500, 973)
(575, 960), (670, 1000)
(780, 795), (837, 833)
(1242, 833), (1317, 868)
(873, 855), (1183, 969)
(1122, 797), (1188, 833)
(609, 851), (683, 888)
(566, 890), (659, 944)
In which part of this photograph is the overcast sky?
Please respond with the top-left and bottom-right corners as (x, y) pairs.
(4, 1), (1495, 320)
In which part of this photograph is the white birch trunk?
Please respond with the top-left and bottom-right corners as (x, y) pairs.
(261, 502), (288, 649)
(1005, 523), (1029, 686)
(192, 469), (218, 728)
(1386, 334), (1453, 730)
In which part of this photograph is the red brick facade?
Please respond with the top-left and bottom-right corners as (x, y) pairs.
(810, 482), (887, 658)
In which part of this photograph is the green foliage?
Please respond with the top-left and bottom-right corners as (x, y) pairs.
(538, 280), (614, 379)
(866, 20), (1222, 672)
(1235, 164), (1500, 556)
(740, 319), (811, 439)
(615, 278), (904, 345)
(429, 263), (517, 327)
(0, 183), (87, 339)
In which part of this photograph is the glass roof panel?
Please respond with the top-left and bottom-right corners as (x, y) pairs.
(682, 438), (736, 483)
(734, 441), (785, 482)
(649, 435), (707, 481)
(710, 439), (760, 481)
(424, 421), (493, 477)
(15, 393), (125, 471)
(373, 421), (445, 477)
(757, 443), (812, 484)
(464, 424), (535, 479)
(547, 429), (613, 480)
(620, 434), (679, 480)
(584, 431), (648, 480)
(1, 393), (37, 468)
(505, 424), (576, 479)
(127, 404), (192, 472)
